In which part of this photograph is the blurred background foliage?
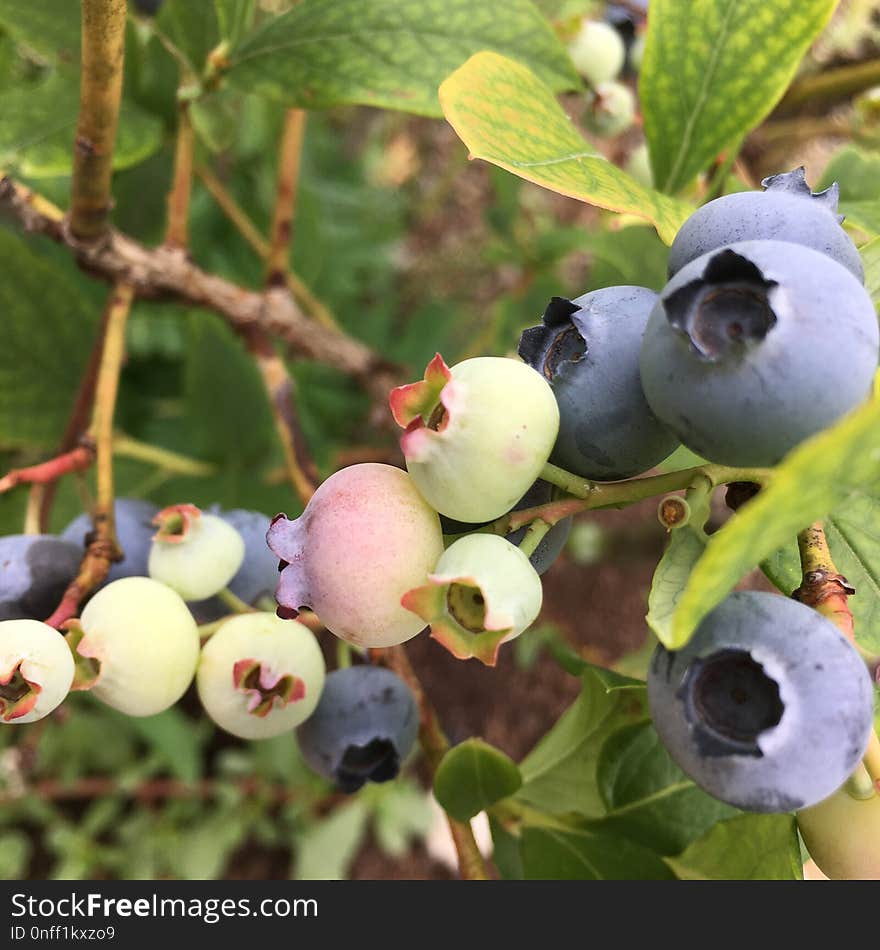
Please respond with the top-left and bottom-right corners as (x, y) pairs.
(0, 0), (878, 879)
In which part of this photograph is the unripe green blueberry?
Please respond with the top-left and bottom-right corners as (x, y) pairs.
(268, 463), (444, 648)
(624, 142), (653, 187)
(402, 533), (542, 666)
(568, 19), (625, 86)
(0, 620), (74, 723)
(390, 354), (559, 522)
(197, 612), (325, 740)
(73, 577), (199, 716)
(584, 81), (636, 137)
(148, 504), (245, 601)
(797, 788), (880, 880)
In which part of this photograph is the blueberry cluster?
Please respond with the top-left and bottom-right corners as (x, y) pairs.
(0, 498), (421, 795)
(0, 169), (876, 817)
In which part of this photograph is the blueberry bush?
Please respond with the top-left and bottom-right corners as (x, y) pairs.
(0, 0), (879, 881)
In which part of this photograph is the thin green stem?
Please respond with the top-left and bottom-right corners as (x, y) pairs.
(517, 519), (551, 559)
(217, 588), (255, 614)
(539, 461), (772, 507)
(844, 763), (877, 801)
(198, 616), (235, 640)
(336, 640), (352, 670)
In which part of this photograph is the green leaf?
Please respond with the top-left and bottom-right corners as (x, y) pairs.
(439, 52), (690, 243)
(0, 231), (98, 448)
(0, 831), (31, 879)
(593, 721), (737, 855)
(295, 800), (370, 880)
(641, 0), (838, 193)
(0, 69), (163, 178)
(820, 145), (880, 201)
(226, 0), (576, 117)
(761, 491), (880, 654)
(489, 816), (524, 880)
(532, 0), (599, 19)
(183, 312), (274, 463)
(175, 808), (250, 880)
(646, 527), (707, 644)
(839, 200), (880, 239)
(646, 485), (712, 644)
(214, 0), (256, 49)
(434, 739), (522, 822)
(517, 669), (647, 817)
(861, 236), (880, 307)
(117, 707), (205, 783)
(373, 780), (433, 857)
(0, 0), (81, 61)
(156, 0), (221, 74)
(666, 814), (802, 880)
(668, 399), (880, 648)
(521, 826), (675, 879)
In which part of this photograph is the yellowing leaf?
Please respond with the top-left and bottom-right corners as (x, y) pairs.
(440, 51), (691, 243)
(668, 399), (880, 648)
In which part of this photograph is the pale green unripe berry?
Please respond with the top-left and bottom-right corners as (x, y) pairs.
(76, 577), (199, 716)
(797, 787), (880, 880)
(197, 613), (326, 740)
(391, 355), (559, 522)
(402, 533), (542, 666)
(624, 142), (653, 187)
(568, 20), (625, 87)
(584, 81), (636, 137)
(148, 504), (245, 601)
(0, 620), (74, 723)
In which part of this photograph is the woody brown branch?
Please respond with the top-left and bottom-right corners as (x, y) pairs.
(0, 175), (397, 404)
(793, 521), (855, 643)
(69, 0), (128, 241)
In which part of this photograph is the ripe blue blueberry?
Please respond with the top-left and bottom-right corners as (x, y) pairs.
(648, 591), (874, 812)
(62, 498), (158, 587)
(668, 168), (864, 282)
(519, 290), (680, 480)
(189, 508), (278, 621)
(0, 535), (81, 621)
(639, 241), (879, 467)
(295, 665), (419, 793)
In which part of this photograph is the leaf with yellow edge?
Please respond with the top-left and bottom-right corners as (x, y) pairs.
(439, 51), (691, 244)
(666, 399), (880, 649)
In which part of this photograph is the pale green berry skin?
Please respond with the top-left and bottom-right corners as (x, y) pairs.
(568, 20), (625, 86)
(197, 613), (325, 740)
(78, 577), (199, 716)
(624, 142), (653, 188)
(584, 81), (636, 137)
(434, 534), (542, 645)
(0, 620), (74, 723)
(798, 788), (880, 880)
(403, 358), (559, 522)
(149, 512), (245, 601)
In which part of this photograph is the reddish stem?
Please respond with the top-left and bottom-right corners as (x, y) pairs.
(0, 445), (94, 495)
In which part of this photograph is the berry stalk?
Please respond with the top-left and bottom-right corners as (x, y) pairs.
(45, 284), (134, 628)
(380, 645), (490, 880)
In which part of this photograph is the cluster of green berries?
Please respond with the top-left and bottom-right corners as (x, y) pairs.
(0, 503), (420, 794)
(567, 4), (648, 138)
